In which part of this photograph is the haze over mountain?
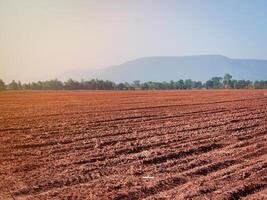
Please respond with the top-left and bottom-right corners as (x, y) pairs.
(60, 55), (267, 82)
(2, 1), (267, 83)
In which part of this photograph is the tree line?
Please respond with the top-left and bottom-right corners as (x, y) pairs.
(0, 74), (267, 91)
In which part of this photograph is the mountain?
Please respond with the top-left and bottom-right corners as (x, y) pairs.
(60, 55), (267, 82)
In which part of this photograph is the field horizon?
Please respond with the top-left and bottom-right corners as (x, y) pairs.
(1, 1), (267, 199)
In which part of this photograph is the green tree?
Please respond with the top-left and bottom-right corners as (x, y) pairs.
(64, 79), (80, 90)
(8, 80), (20, 90)
(43, 79), (64, 90)
(132, 80), (141, 89)
(169, 80), (175, 89)
(205, 77), (223, 89)
(223, 73), (232, 88)
(141, 82), (149, 90)
(193, 81), (203, 89)
(175, 79), (184, 89)
(254, 81), (267, 89)
(184, 79), (193, 89)
(0, 79), (6, 90)
(116, 83), (127, 90)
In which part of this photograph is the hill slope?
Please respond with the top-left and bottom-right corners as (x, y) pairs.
(61, 55), (267, 82)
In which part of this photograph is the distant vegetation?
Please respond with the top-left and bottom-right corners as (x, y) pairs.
(0, 74), (266, 91)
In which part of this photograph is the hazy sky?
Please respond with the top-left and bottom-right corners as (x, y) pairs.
(1, 0), (267, 82)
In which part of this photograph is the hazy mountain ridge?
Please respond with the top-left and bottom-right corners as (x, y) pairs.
(60, 55), (267, 82)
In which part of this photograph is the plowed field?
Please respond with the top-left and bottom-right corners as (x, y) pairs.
(0, 90), (267, 200)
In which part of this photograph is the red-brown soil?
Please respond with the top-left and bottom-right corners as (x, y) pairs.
(0, 90), (266, 200)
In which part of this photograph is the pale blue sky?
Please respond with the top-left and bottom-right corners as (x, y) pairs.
(0, 0), (267, 82)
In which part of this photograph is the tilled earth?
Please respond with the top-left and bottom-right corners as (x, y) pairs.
(0, 90), (266, 200)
